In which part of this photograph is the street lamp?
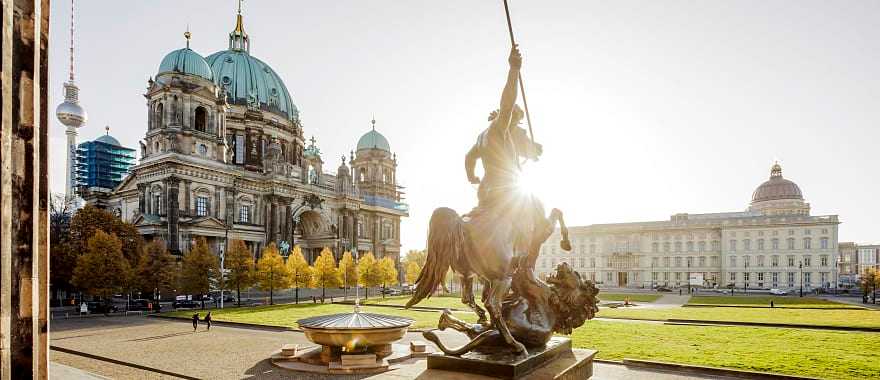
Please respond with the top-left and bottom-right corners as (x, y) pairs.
(799, 261), (804, 297)
(686, 259), (691, 294)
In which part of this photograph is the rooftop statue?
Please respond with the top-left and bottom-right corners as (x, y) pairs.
(406, 46), (598, 356)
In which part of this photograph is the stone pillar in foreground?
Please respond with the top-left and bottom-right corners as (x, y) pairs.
(1, 1), (51, 378)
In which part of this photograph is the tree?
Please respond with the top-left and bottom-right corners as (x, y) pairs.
(860, 268), (879, 304)
(311, 247), (341, 302)
(225, 240), (255, 307)
(70, 204), (143, 268)
(135, 240), (177, 301)
(358, 252), (383, 299)
(378, 257), (399, 298)
(50, 193), (78, 294)
(403, 249), (427, 267)
(338, 251), (357, 300)
(71, 230), (132, 300)
(405, 260), (421, 287)
(179, 237), (220, 307)
(256, 243), (289, 305)
(286, 245), (312, 304)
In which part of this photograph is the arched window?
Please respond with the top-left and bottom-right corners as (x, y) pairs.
(154, 141), (160, 153)
(359, 168), (366, 183)
(194, 106), (207, 132)
(308, 166), (318, 184)
(154, 103), (164, 129)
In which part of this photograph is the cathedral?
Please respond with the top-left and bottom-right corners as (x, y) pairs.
(99, 9), (407, 266)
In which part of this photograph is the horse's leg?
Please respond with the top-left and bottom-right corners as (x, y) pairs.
(460, 274), (488, 325)
(485, 278), (527, 354)
(552, 208), (572, 251)
(424, 329), (500, 356)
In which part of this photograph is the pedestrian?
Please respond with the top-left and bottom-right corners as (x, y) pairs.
(770, 300), (774, 308)
(192, 313), (199, 332)
(679, 288), (682, 296)
(204, 311), (212, 331)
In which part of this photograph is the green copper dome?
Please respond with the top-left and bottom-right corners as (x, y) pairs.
(157, 48), (213, 81)
(357, 129), (390, 152)
(205, 50), (299, 122)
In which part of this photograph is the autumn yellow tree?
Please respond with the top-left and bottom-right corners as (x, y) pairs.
(135, 240), (177, 301)
(378, 257), (399, 298)
(358, 252), (383, 299)
(72, 230), (132, 300)
(225, 240), (255, 307)
(286, 245), (312, 303)
(405, 260), (421, 287)
(403, 249), (427, 267)
(311, 247), (341, 302)
(179, 237), (221, 307)
(338, 251), (357, 300)
(256, 243), (289, 305)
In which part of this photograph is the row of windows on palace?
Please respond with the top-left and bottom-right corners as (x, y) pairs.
(543, 236), (831, 256)
(556, 227), (830, 245)
(561, 271), (832, 287)
(541, 254), (833, 270)
(190, 195), (395, 240)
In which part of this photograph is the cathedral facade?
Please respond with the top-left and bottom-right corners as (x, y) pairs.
(102, 11), (407, 266)
(539, 163), (840, 291)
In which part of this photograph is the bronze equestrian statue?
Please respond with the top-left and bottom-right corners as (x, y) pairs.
(406, 46), (597, 356)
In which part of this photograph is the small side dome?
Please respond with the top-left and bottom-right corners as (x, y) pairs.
(357, 119), (390, 152)
(95, 133), (121, 146)
(158, 48), (213, 81)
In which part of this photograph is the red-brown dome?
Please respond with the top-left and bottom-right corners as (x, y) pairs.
(751, 163), (803, 203)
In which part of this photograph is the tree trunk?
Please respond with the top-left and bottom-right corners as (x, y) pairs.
(295, 286), (299, 304)
(236, 284), (241, 307)
(382, 283), (386, 299)
(322, 283), (326, 303)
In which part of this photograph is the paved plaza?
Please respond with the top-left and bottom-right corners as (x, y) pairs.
(49, 315), (735, 380)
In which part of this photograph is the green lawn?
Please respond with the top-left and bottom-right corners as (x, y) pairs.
(168, 302), (879, 379)
(573, 320), (880, 379)
(165, 303), (476, 330)
(687, 295), (862, 309)
(598, 306), (880, 329)
(364, 295), (483, 310)
(599, 293), (662, 303)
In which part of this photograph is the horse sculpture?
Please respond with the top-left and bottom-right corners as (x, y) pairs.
(424, 262), (598, 355)
(405, 193), (579, 355)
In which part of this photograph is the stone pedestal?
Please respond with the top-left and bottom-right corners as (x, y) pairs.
(427, 337), (573, 379)
(372, 347), (597, 380)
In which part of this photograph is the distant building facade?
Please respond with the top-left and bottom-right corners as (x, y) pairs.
(540, 163), (841, 291)
(91, 9), (407, 269)
(837, 242), (859, 289)
(76, 129), (136, 209)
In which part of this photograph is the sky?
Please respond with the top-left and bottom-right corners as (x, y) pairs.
(48, 1), (880, 253)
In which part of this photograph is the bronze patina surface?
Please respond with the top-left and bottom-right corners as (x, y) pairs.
(405, 46), (599, 361)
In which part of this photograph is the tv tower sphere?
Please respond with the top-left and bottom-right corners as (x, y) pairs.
(56, 82), (87, 128)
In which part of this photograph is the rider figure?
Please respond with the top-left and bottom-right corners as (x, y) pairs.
(465, 45), (542, 209)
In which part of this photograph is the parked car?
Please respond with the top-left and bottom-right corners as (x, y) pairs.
(381, 288), (402, 296)
(209, 292), (236, 303)
(172, 300), (199, 309)
(655, 286), (672, 292)
(769, 288), (788, 296)
(86, 301), (118, 314)
(127, 299), (155, 311)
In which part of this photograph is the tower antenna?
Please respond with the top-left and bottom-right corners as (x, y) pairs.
(69, 0), (75, 82)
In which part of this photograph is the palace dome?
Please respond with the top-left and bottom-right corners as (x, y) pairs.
(157, 47), (213, 81)
(357, 119), (390, 152)
(95, 133), (121, 146)
(751, 163), (803, 203)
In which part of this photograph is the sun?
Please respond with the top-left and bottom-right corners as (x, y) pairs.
(515, 164), (542, 195)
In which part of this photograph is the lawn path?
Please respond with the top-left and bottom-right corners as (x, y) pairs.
(647, 294), (691, 308)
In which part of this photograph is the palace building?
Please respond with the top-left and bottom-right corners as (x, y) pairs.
(92, 9), (408, 266)
(539, 163), (840, 291)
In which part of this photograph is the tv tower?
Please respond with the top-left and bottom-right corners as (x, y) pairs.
(56, 0), (87, 201)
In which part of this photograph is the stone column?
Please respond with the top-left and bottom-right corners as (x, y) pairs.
(1, 1), (51, 376)
(137, 183), (146, 214)
(165, 177), (181, 253)
(225, 187), (236, 226)
(183, 180), (191, 216)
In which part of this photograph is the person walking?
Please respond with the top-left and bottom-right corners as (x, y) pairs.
(204, 311), (212, 331)
(192, 313), (199, 332)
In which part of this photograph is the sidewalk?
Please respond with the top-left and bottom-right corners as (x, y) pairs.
(49, 362), (108, 380)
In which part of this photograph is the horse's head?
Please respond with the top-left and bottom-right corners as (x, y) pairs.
(546, 262), (600, 335)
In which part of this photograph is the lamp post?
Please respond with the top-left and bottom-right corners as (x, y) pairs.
(651, 261), (655, 290)
(687, 259), (691, 294)
(799, 261), (804, 297)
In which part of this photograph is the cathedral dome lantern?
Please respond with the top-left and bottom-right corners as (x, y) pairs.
(205, 8), (299, 122)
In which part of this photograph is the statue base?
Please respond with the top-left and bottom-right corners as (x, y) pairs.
(426, 337), (590, 379)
